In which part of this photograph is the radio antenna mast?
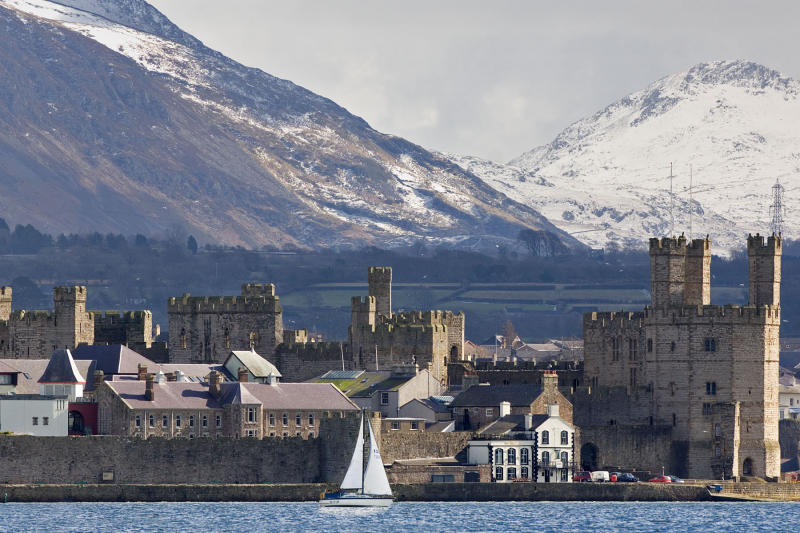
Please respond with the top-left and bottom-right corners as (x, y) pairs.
(769, 178), (785, 235)
(688, 164), (693, 239)
(669, 162), (674, 236)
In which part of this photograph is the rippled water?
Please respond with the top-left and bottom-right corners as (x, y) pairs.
(1, 501), (799, 532)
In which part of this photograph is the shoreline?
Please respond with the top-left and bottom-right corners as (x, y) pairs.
(0, 482), (781, 503)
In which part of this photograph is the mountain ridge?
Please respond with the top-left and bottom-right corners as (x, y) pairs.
(0, 0), (578, 253)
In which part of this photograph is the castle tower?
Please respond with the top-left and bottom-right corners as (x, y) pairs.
(684, 237), (711, 306)
(649, 236), (687, 308)
(53, 286), (93, 347)
(748, 233), (781, 307)
(0, 286), (11, 322)
(368, 267), (392, 318)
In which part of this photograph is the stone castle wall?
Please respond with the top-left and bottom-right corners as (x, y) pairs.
(0, 414), (361, 484)
(273, 341), (351, 382)
(580, 234), (781, 480)
(93, 310), (153, 346)
(167, 284), (283, 363)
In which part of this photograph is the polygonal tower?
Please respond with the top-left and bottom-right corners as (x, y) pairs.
(368, 267), (392, 318)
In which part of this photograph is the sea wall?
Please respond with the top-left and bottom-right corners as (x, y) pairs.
(379, 431), (476, 463)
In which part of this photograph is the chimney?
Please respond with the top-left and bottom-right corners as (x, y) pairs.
(175, 369), (183, 382)
(547, 404), (560, 418)
(524, 413), (533, 430)
(209, 370), (222, 398)
(138, 364), (147, 381)
(499, 401), (511, 418)
(93, 370), (104, 387)
(238, 367), (249, 383)
(542, 370), (558, 394)
(145, 374), (155, 401)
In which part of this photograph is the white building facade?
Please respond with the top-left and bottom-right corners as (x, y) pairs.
(466, 404), (575, 483)
(0, 395), (69, 436)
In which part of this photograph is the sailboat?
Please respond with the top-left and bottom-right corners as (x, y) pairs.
(319, 414), (393, 507)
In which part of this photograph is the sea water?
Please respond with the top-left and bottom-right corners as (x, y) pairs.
(0, 501), (798, 532)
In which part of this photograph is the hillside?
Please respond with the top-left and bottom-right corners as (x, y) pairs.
(0, 0), (576, 253)
(455, 61), (800, 252)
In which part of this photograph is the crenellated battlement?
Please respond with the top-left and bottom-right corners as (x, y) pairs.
(643, 303), (780, 322)
(747, 232), (782, 254)
(53, 286), (87, 302)
(168, 293), (281, 313)
(241, 283), (276, 297)
(584, 311), (645, 327)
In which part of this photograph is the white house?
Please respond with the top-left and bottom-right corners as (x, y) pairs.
(38, 349), (86, 401)
(467, 404), (575, 483)
(0, 394), (69, 436)
(223, 349), (281, 385)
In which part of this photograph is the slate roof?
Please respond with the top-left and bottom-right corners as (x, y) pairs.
(72, 345), (152, 374)
(38, 349), (85, 384)
(226, 350), (282, 378)
(313, 370), (411, 397)
(0, 359), (93, 394)
(477, 414), (549, 436)
(426, 420), (455, 433)
(105, 381), (360, 411)
(418, 398), (451, 414)
(449, 384), (544, 408)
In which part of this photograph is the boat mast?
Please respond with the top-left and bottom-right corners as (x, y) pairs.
(360, 411), (366, 494)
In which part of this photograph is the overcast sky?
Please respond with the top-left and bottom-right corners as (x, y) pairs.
(148, 0), (800, 162)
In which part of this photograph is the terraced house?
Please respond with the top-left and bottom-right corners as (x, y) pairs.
(96, 369), (359, 439)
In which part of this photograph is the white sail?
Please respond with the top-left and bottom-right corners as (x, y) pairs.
(363, 419), (392, 496)
(339, 414), (364, 490)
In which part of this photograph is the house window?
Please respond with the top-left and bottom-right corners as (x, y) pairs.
(282, 431), (288, 437)
(704, 338), (717, 352)
(189, 416), (195, 427)
(561, 451), (568, 465)
(561, 469), (568, 481)
(135, 416), (141, 427)
(410, 421), (419, 430)
(521, 448), (529, 465)
(628, 338), (637, 361)
(507, 468), (517, 480)
(542, 451), (550, 466)
(32, 417), (38, 425)
(308, 432), (315, 438)
(706, 382), (717, 395)
(247, 430), (255, 437)
(296, 431), (301, 437)
(269, 432), (276, 437)
(611, 337), (620, 361)
(647, 339), (653, 353)
(495, 448), (504, 465)
(521, 467), (529, 479)
(149, 415), (155, 428)
(715, 445), (721, 457)
(495, 467), (504, 481)
(541, 430), (549, 445)
(703, 403), (712, 416)
(189, 434), (194, 439)
(269, 413), (275, 426)
(216, 415), (222, 428)
(561, 430), (568, 445)
(715, 423), (721, 438)
(391, 421), (400, 430)
(507, 448), (516, 465)
(176, 415), (182, 427)
(308, 413), (315, 427)
(296, 413), (302, 426)
(202, 415), (208, 428)
(162, 415), (168, 428)
(282, 413), (288, 426)
(485, 408), (494, 417)
(248, 408), (256, 423)
(380, 392), (389, 405)
(43, 417), (49, 426)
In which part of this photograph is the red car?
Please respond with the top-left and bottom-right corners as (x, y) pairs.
(648, 475), (672, 483)
(573, 471), (592, 482)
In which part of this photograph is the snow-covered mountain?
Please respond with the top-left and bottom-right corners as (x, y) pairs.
(454, 61), (800, 253)
(0, 0), (577, 253)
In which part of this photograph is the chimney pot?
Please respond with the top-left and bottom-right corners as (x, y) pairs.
(93, 370), (104, 387)
(145, 374), (155, 401)
(209, 370), (222, 397)
(138, 364), (147, 381)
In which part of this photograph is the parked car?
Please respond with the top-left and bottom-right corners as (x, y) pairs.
(617, 473), (639, 482)
(591, 470), (610, 482)
(573, 471), (592, 482)
(648, 475), (672, 483)
(668, 476), (685, 483)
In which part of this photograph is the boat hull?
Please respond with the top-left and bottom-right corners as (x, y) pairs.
(319, 495), (393, 508)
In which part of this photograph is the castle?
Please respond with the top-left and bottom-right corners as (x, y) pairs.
(349, 267), (465, 382)
(167, 284), (284, 363)
(577, 234), (780, 479)
(0, 286), (156, 358)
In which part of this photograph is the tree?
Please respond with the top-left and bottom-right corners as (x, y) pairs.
(187, 235), (198, 255)
(134, 234), (149, 247)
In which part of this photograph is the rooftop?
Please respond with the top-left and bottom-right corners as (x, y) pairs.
(450, 384), (545, 408)
(312, 370), (412, 397)
(225, 350), (282, 378)
(39, 349), (85, 384)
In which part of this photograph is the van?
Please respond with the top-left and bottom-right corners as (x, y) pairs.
(591, 470), (610, 482)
